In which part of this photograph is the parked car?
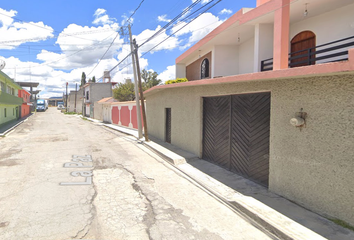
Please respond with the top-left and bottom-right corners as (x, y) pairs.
(57, 104), (64, 110)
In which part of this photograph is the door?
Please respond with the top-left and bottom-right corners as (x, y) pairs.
(165, 108), (172, 143)
(202, 92), (271, 186)
(290, 31), (316, 68)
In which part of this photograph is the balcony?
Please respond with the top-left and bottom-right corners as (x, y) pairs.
(0, 91), (23, 105)
(261, 35), (354, 72)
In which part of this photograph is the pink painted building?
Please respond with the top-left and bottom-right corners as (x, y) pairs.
(18, 89), (31, 118)
(145, 0), (354, 227)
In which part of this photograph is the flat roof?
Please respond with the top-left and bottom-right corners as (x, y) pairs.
(16, 82), (39, 87)
(30, 90), (41, 94)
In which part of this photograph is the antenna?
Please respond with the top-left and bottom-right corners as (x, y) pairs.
(0, 59), (5, 70)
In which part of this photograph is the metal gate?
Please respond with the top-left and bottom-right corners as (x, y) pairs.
(202, 92), (270, 186)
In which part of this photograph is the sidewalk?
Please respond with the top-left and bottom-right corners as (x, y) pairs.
(86, 116), (354, 239)
(0, 113), (33, 137)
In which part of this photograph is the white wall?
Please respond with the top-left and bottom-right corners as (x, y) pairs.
(290, 3), (354, 63)
(238, 37), (255, 74)
(176, 64), (186, 79)
(254, 24), (274, 72)
(213, 45), (239, 77)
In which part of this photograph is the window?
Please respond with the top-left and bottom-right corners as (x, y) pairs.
(0, 82), (5, 91)
(4, 108), (6, 118)
(86, 91), (89, 100)
(201, 58), (209, 79)
(7, 86), (11, 94)
(13, 108), (14, 116)
(12, 88), (15, 95)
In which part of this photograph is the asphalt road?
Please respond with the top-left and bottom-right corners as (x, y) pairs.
(0, 107), (275, 240)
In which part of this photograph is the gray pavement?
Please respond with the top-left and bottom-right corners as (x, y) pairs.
(0, 108), (277, 240)
(98, 117), (354, 240)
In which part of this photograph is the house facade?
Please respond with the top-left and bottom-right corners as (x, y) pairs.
(0, 70), (23, 126)
(144, 0), (354, 226)
(93, 97), (118, 122)
(67, 91), (82, 113)
(18, 89), (31, 118)
(82, 82), (116, 117)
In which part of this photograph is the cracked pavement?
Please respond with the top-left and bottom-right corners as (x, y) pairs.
(0, 108), (275, 240)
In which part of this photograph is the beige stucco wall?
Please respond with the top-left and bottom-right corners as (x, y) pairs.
(145, 73), (354, 226)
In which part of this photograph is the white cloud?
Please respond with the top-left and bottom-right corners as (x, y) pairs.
(219, 9), (232, 15)
(37, 23), (122, 70)
(134, 26), (179, 53)
(0, 8), (54, 49)
(93, 8), (116, 25)
(172, 12), (223, 49)
(158, 65), (175, 82)
(158, 15), (171, 23)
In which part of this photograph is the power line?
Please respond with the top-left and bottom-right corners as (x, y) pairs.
(141, 0), (221, 53)
(86, 0), (147, 78)
(126, 0), (146, 24)
(138, 0), (202, 48)
(4, 32), (118, 70)
(106, 0), (222, 78)
(87, 32), (120, 77)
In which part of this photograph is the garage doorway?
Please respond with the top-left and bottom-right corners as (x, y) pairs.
(202, 92), (271, 187)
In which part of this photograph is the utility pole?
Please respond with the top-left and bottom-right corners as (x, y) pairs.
(74, 83), (77, 113)
(128, 25), (143, 139)
(133, 39), (149, 141)
(65, 82), (68, 113)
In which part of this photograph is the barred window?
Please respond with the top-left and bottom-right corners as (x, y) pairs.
(201, 58), (209, 79)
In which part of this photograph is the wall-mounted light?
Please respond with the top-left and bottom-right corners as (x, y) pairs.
(198, 50), (201, 58)
(237, 33), (241, 43)
(304, 3), (309, 17)
(290, 109), (307, 129)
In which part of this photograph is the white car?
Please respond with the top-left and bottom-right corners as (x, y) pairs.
(57, 104), (64, 110)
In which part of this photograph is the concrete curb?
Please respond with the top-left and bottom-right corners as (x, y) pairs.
(84, 117), (327, 240)
(0, 113), (34, 137)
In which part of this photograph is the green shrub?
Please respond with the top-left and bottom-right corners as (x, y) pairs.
(165, 78), (188, 85)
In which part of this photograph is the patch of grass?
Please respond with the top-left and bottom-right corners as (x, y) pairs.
(82, 117), (88, 121)
(330, 218), (354, 232)
(64, 112), (77, 115)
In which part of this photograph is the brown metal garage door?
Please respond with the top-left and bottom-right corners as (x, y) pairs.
(202, 92), (270, 187)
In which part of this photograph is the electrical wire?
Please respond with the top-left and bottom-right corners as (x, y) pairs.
(86, 0), (147, 78)
(105, 0), (222, 79)
(125, 0), (146, 24)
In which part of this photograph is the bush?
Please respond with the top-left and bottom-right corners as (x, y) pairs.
(165, 78), (188, 85)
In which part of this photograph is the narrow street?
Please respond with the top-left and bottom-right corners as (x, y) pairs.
(0, 108), (276, 240)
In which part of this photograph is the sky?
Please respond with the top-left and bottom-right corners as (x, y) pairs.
(0, 0), (256, 98)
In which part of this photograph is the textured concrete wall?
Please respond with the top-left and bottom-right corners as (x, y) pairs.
(145, 73), (354, 226)
(90, 83), (113, 103)
(68, 92), (82, 113)
(93, 101), (103, 121)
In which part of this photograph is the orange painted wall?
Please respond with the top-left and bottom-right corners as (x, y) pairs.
(18, 90), (31, 118)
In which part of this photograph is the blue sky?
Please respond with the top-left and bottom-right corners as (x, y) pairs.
(0, 0), (256, 97)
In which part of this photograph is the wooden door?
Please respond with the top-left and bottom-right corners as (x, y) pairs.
(290, 31), (316, 67)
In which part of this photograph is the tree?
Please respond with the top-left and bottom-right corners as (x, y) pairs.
(81, 72), (86, 86)
(92, 76), (96, 83)
(141, 69), (162, 90)
(113, 79), (135, 101)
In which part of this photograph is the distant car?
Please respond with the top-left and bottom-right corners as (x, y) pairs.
(57, 104), (64, 110)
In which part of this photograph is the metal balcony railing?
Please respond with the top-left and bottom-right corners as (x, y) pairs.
(260, 35), (354, 72)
